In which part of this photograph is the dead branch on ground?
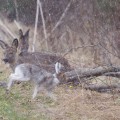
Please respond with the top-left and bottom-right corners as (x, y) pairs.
(64, 66), (120, 81)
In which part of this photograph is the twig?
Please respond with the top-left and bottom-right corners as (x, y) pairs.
(40, 0), (72, 45)
(51, 0), (72, 33)
(0, 20), (16, 38)
(14, 20), (21, 29)
(99, 41), (120, 59)
(63, 43), (99, 57)
(13, 0), (19, 21)
(32, 0), (39, 52)
(59, 32), (66, 41)
(38, 0), (48, 50)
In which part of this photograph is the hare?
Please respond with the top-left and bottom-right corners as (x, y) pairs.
(7, 62), (62, 99)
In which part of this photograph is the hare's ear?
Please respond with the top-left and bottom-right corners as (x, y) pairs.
(19, 29), (23, 37)
(12, 39), (18, 48)
(0, 40), (9, 49)
(24, 29), (30, 40)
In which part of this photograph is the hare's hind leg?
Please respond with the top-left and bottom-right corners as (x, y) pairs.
(32, 84), (44, 99)
(45, 85), (57, 101)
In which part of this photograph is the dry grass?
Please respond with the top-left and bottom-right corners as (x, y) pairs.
(0, 78), (120, 120)
(0, 19), (120, 120)
(0, 53), (120, 120)
(0, 56), (120, 120)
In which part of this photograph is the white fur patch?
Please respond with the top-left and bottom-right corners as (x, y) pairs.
(55, 62), (62, 74)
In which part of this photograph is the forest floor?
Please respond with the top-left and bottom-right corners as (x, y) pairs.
(0, 20), (120, 120)
(0, 63), (120, 120)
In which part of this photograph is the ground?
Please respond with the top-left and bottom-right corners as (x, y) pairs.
(0, 70), (120, 120)
(0, 52), (120, 120)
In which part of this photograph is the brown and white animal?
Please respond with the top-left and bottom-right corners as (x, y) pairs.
(0, 38), (71, 73)
(7, 62), (62, 99)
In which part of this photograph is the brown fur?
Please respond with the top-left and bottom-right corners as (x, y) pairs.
(18, 29), (30, 54)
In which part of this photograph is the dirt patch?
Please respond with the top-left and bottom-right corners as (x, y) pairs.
(26, 85), (120, 120)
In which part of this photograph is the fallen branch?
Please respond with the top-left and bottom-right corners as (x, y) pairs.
(104, 72), (120, 78)
(84, 84), (120, 93)
(64, 66), (120, 81)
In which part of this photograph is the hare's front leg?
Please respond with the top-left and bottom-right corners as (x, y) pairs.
(7, 73), (30, 90)
(32, 85), (39, 99)
(7, 73), (15, 90)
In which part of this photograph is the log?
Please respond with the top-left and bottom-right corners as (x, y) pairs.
(84, 84), (120, 93)
(61, 66), (120, 92)
(104, 72), (120, 78)
(64, 66), (120, 81)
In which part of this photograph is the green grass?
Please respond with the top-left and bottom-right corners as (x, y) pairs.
(0, 86), (51, 120)
(0, 88), (27, 120)
(0, 69), (51, 120)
